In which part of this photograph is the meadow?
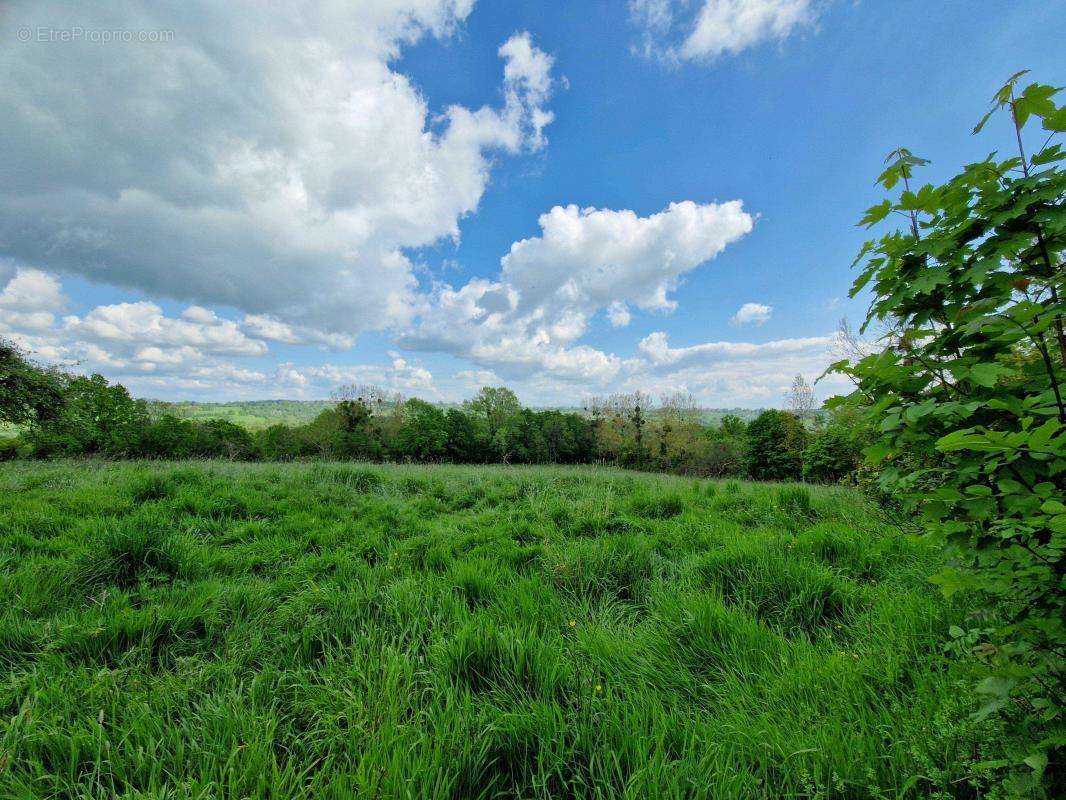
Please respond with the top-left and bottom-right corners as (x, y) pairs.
(0, 461), (1000, 798)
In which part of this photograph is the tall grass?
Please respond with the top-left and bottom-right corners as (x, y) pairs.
(0, 461), (1005, 798)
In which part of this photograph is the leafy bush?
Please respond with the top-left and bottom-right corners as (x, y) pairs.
(29, 374), (148, 457)
(802, 428), (860, 483)
(832, 73), (1064, 788)
(745, 409), (807, 481)
(1, 339), (65, 428)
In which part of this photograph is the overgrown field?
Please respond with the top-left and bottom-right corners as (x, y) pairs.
(0, 462), (1002, 798)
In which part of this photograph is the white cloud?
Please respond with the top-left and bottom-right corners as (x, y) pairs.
(64, 302), (266, 357)
(502, 201), (753, 316)
(240, 314), (353, 351)
(0, 267), (66, 332)
(630, 0), (821, 62)
(730, 301), (772, 326)
(632, 329), (847, 406)
(0, 2), (554, 336)
(0, 271), (443, 400)
(277, 356), (439, 399)
(638, 329), (831, 368)
(606, 301), (632, 328)
(455, 368), (504, 387)
(498, 32), (556, 149)
(399, 199), (753, 383)
(0, 268), (851, 406)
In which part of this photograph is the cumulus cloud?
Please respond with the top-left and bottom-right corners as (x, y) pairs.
(0, 267), (66, 332)
(0, 1), (554, 335)
(501, 201), (753, 316)
(0, 4), (838, 408)
(638, 329), (831, 368)
(631, 329), (847, 406)
(0, 267), (446, 400)
(64, 302), (267, 358)
(1, 267), (849, 406)
(730, 302), (772, 326)
(240, 315), (353, 351)
(630, 0), (821, 62)
(606, 301), (632, 328)
(399, 200), (753, 381)
(291, 356), (438, 399)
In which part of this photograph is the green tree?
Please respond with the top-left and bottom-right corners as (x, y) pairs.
(195, 419), (255, 459)
(30, 374), (147, 457)
(465, 386), (521, 456)
(334, 398), (384, 460)
(138, 415), (198, 458)
(444, 408), (481, 463)
(718, 414), (747, 438)
(745, 410), (807, 481)
(0, 339), (64, 426)
(801, 428), (859, 483)
(831, 73), (1064, 788)
(395, 399), (449, 462)
(256, 424), (303, 461)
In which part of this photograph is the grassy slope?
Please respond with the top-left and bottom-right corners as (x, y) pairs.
(147, 400), (338, 430)
(0, 462), (996, 798)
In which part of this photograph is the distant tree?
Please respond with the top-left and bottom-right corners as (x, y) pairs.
(256, 423), (303, 461)
(625, 397), (649, 468)
(0, 339), (64, 426)
(494, 409), (547, 463)
(538, 410), (574, 463)
(659, 391), (700, 424)
(745, 409), (807, 481)
(395, 399), (449, 462)
(302, 409), (346, 459)
(787, 374), (816, 416)
(700, 432), (747, 477)
(718, 414), (747, 438)
(444, 408), (481, 463)
(336, 399), (372, 431)
(465, 387), (521, 459)
(30, 374), (147, 457)
(333, 397), (386, 460)
(138, 415), (198, 458)
(332, 383), (402, 407)
(802, 428), (860, 483)
(196, 419), (255, 460)
(466, 387), (521, 433)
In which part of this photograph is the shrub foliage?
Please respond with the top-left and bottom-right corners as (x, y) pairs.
(832, 72), (1064, 787)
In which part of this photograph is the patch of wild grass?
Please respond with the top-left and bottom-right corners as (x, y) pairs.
(0, 460), (1005, 798)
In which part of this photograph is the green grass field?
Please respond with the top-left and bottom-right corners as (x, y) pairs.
(0, 462), (999, 798)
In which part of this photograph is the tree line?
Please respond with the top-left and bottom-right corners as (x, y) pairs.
(1, 343), (864, 482)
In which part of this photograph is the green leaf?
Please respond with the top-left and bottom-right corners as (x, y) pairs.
(1042, 106), (1066, 132)
(859, 199), (892, 228)
(968, 362), (1011, 388)
(1027, 419), (1060, 451)
(1023, 752), (1048, 774)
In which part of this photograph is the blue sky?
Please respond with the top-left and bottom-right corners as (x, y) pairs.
(1, 1), (1062, 406)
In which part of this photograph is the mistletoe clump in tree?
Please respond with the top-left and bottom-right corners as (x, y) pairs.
(833, 72), (1064, 791)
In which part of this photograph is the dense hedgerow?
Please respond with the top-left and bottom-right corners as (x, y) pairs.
(0, 460), (1018, 798)
(1, 340), (866, 484)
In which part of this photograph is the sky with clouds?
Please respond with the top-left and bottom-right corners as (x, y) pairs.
(0, 0), (1062, 407)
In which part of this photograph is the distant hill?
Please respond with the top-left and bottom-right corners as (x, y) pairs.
(146, 399), (337, 430)
(147, 399), (770, 430)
